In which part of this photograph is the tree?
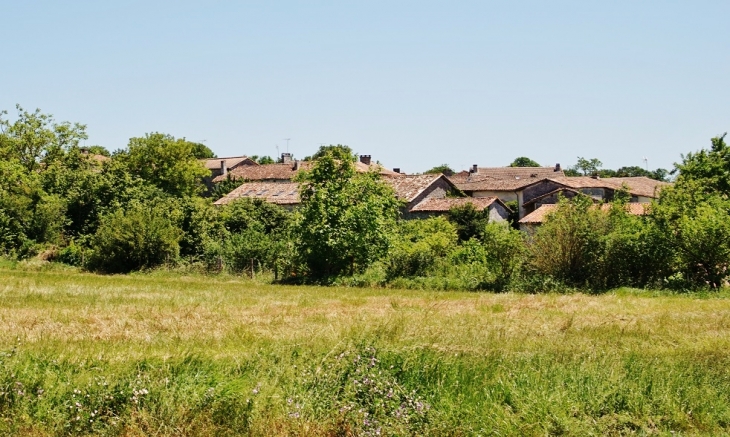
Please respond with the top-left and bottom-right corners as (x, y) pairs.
(674, 133), (730, 195)
(424, 164), (455, 176)
(509, 157), (541, 167)
(249, 155), (275, 165)
(0, 105), (87, 172)
(190, 142), (216, 159)
(118, 132), (209, 197)
(447, 203), (490, 241)
(294, 147), (400, 278)
(304, 144), (353, 161)
(86, 200), (181, 273)
(571, 157), (603, 176)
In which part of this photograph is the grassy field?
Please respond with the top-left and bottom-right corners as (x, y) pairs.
(2, 266), (730, 435)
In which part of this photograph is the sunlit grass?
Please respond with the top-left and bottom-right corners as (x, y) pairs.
(1, 268), (730, 435)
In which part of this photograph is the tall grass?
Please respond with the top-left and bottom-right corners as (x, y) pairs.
(1, 268), (730, 435)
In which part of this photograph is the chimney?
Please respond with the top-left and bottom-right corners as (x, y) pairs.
(591, 175), (600, 179)
(471, 164), (478, 174)
(220, 160), (227, 175)
(393, 168), (401, 174)
(555, 163), (561, 172)
(359, 154), (371, 165)
(294, 160), (300, 170)
(281, 152), (293, 164)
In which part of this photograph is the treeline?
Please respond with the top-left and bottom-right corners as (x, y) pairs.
(1, 106), (728, 290)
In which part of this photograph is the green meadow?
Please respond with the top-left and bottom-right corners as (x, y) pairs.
(2, 267), (730, 436)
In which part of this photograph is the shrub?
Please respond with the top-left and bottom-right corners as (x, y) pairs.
(386, 218), (458, 279)
(86, 202), (181, 273)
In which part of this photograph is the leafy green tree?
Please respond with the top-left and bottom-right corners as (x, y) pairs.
(386, 217), (458, 278)
(424, 164), (455, 176)
(304, 144), (353, 161)
(447, 203), (490, 241)
(190, 142), (216, 159)
(0, 105), (87, 172)
(509, 157), (541, 167)
(294, 148), (400, 278)
(87, 201), (181, 273)
(118, 132), (209, 197)
(249, 155), (275, 165)
(86, 145), (111, 157)
(571, 157), (603, 176)
(674, 133), (730, 195)
(0, 159), (65, 256)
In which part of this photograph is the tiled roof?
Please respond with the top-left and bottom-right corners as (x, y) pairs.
(213, 161), (400, 183)
(450, 167), (565, 192)
(476, 166), (564, 179)
(519, 204), (559, 224)
(213, 182), (300, 206)
(548, 176), (618, 190)
(605, 177), (671, 198)
(453, 177), (542, 192)
(410, 197), (506, 212)
(384, 174), (448, 202)
(519, 202), (651, 224)
(203, 156), (257, 171)
(521, 188), (584, 206)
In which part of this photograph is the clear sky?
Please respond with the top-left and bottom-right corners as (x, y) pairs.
(2, 1), (728, 173)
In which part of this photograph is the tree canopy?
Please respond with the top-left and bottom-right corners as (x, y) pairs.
(509, 157), (541, 167)
(424, 164), (455, 176)
(294, 147), (399, 278)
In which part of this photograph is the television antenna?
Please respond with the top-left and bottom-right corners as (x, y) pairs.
(283, 138), (291, 153)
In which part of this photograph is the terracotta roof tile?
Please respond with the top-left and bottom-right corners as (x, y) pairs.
(384, 174), (447, 202)
(213, 181), (300, 206)
(203, 156), (257, 170)
(519, 202), (651, 224)
(214, 161), (401, 183)
(410, 197), (505, 212)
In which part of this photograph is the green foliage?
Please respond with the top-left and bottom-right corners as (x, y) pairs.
(189, 141), (216, 159)
(509, 156), (541, 167)
(386, 218), (458, 278)
(480, 222), (526, 289)
(0, 105), (87, 172)
(86, 201), (181, 273)
(305, 144), (353, 161)
(675, 133), (730, 196)
(210, 175), (245, 201)
(423, 164), (455, 176)
(447, 203), (490, 241)
(0, 159), (66, 256)
(249, 155), (275, 165)
(294, 148), (400, 278)
(86, 145), (111, 157)
(571, 157), (603, 176)
(118, 132), (209, 197)
(652, 182), (730, 288)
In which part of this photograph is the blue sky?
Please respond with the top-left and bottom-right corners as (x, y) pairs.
(2, 1), (728, 173)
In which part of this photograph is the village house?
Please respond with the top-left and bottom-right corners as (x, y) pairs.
(212, 155), (512, 222)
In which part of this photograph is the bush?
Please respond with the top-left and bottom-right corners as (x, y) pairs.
(386, 218), (458, 279)
(86, 202), (181, 273)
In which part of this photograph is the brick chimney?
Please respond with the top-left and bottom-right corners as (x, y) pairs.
(555, 163), (561, 172)
(359, 155), (372, 165)
(471, 164), (478, 174)
(220, 160), (227, 175)
(281, 153), (293, 164)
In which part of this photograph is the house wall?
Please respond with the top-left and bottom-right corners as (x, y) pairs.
(406, 177), (453, 211)
(488, 203), (509, 223)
